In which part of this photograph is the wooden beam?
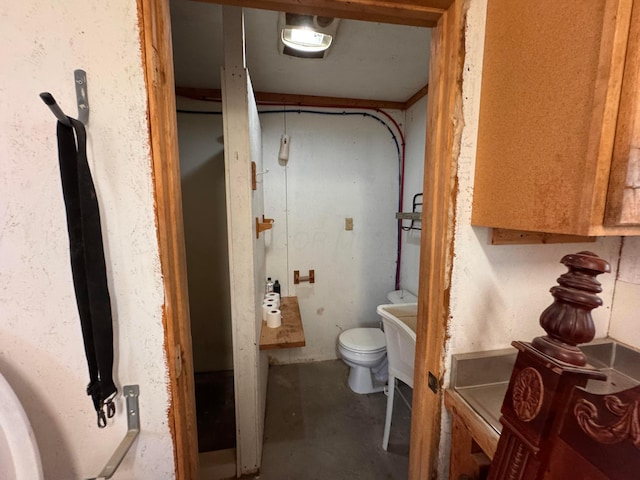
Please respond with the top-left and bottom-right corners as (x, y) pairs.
(176, 86), (407, 110)
(194, 0), (451, 28)
(404, 83), (430, 109)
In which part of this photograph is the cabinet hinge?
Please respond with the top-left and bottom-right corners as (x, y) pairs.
(428, 371), (439, 394)
(174, 343), (183, 379)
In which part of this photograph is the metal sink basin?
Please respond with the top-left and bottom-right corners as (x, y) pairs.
(451, 339), (640, 435)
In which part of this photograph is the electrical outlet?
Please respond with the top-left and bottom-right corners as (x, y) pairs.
(345, 217), (353, 231)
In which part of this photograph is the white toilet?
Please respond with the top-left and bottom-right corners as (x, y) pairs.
(338, 289), (418, 394)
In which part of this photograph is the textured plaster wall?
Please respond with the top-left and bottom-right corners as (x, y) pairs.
(0, 1), (174, 478)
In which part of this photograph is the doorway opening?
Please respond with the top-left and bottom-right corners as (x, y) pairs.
(171, 2), (431, 473)
(139, 1), (463, 479)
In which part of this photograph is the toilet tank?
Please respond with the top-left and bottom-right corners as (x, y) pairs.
(387, 289), (417, 304)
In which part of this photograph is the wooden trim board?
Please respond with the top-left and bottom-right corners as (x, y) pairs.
(411, 1), (464, 479)
(138, 0), (199, 479)
(176, 86), (407, 110)
(491, 228), (596, 245)
(194, 0), (452, 27)
(177, 85), (428, 111)
(260, 296), (306, 350)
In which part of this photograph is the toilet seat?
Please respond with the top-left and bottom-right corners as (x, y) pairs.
(339, 328), (386, 354)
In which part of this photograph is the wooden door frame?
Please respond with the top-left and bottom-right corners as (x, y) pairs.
(139, 0), (465, 478)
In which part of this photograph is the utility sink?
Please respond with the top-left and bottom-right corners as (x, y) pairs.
(451, 339), (640, 435)
(376, 303), (418, 333)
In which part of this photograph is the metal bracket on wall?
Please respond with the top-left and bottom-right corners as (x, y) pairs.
(74, 69), (90, 125)
(87, 385), (140, 480)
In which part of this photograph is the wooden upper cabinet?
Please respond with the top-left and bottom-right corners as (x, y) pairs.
(472, 0), (640, 236)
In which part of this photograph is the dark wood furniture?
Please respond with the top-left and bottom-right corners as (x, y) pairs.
(487, 251), (639, 480)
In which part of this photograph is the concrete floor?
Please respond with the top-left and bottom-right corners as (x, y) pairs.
(251, 360), (412, 480)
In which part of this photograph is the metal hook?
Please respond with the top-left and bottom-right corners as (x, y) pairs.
(39, 92), (72, 127)
(106, 399), (116, 419)
(97, 408), (107, 428)
(39, 69), (89, 126)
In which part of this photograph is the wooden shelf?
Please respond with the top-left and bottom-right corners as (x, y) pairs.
(259, 296), (305, 350)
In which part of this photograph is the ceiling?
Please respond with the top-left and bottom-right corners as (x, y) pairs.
(169, 0), (431, 103)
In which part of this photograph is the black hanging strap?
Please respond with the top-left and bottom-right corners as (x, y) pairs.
(56, 117), (117, 428)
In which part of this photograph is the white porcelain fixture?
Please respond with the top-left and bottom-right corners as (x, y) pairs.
(338, 290), (417, 394)
(377, 302), (417, 450)
(0, 372), (44, 480)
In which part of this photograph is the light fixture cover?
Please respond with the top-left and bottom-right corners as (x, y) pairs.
(281, 28), (333, 53)
(278, 13), (340, 59)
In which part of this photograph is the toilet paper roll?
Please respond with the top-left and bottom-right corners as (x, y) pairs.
(266, 309), (282, 328)
(262, 303), (276, 321)
(265, 292), (280, 301)
(263, 297), (279, 308)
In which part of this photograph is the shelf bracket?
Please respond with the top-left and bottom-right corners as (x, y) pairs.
(87, 385), (140, 480)
(256, 215), (274, 238)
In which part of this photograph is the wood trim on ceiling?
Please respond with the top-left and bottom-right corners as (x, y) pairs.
(404, 83), (430, 109)
(175, 86), (428, 111)
(194, 0), (452, 27)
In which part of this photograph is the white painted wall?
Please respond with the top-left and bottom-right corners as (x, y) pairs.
(261, 109), (402, 364)
(610, 237), (640, 349)
(176, 101), (233, 373)
(0, 1), (174, 479)
(400, 96), (428, 296)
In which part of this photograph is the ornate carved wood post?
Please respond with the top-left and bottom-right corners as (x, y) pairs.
(488, 252), (610, 480)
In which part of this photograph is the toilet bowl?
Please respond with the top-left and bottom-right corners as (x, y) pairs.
(338, 290), (418, 394)
(0, 372), (43, 480)
(338, 328), (388, 394)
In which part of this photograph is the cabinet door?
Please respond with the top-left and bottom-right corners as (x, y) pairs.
(471, 0), (634, 235)
(604, 0), (640, 226)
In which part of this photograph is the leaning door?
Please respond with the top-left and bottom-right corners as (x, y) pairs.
(221, 6), (269, 476)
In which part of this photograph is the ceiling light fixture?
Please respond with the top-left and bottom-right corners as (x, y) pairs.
(278, 13), (340, 59)
(281, 27), (333, 53)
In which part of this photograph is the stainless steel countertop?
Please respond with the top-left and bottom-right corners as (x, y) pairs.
(450, 339), (640, 436)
